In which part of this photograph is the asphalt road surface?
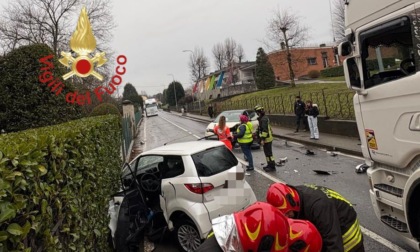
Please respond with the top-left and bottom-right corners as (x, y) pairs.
(140, 111), (415, 252)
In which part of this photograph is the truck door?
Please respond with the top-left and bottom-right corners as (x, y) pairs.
(357, 14), (420, 168)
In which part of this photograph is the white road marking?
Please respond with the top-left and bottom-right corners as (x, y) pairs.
(160, 114), (200, 139)
(237, 157), (407, 252)
(360, 226), (407, 252)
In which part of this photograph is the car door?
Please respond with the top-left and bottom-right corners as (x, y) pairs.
(192, 146), (254, 220)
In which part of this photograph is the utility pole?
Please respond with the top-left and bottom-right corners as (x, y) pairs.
(167, 74), (178, 111)
(183, 49), (202, 114)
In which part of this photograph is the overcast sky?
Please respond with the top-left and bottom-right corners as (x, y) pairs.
(111, 0), (335, 96)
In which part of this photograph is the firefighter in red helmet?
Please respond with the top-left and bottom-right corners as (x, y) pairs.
(266, 183), (364, 252)
(287, 218), (322, 252)
(196, 202), (323, 252)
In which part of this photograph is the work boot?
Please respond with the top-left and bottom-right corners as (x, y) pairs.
(246, 166), (254, 171)
(263, 166), (276, 172)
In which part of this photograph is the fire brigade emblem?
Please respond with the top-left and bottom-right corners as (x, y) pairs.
(59, 7), (107, 80)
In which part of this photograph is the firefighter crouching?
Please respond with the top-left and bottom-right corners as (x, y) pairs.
(196, 201), (322, 252)
(266, 183), (364, 252)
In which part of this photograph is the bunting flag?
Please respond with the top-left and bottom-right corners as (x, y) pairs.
(216, 71), (224, 88)
(192, 81), (198, 93)
(209, 75), (216, 90)
(199, 80), (205, 93)
(204, 77), (211, 90)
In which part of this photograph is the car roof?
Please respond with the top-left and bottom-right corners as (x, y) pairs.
(140, 140), (225, 156)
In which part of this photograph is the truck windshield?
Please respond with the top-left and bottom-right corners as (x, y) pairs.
(360, 16), (416, 89)
(146, 104), (157, 108)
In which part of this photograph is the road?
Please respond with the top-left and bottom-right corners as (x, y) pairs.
(142, 111), (415, 252)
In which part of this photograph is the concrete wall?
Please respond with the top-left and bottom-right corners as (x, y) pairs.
(220, 83), (258, 97)
(267, 114), (359, 138)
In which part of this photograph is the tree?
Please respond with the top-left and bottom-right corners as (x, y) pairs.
(255, 48), (275, 90)
(122, 83), (143, 108)
(332, 0), (346, 42)
(188, 47), (209, 83)
(266, 9), (308, 87)
(212, 42), (226, 70)
(0, 44), (81, 132)
(162, 89), (167, 105)
(0, 0), (114, 55)
(167, 81), (185, 106)
(237, 44), (245, 63)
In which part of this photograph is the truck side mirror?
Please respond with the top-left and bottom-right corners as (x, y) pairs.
(344, 57), (362, 90)
(339, 41), (353, 57)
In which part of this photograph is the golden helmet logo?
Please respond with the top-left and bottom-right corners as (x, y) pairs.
(59, 7), (107, 80)
(244, 221), (261, 241)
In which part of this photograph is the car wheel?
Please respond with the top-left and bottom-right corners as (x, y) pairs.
(174, 219), (202, 252)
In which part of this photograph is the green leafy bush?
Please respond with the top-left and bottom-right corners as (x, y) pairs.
(90, 103), (121, 117)
(320, 66), (344, 77)
(0, 115), (121, 251)
(308, 70), (320, 79)
(366, 58), (396, 70)
(0, 44), (82, 133)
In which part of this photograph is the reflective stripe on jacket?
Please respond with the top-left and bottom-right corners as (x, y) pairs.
(237, 122), (253, 144)
(258, 115), (273, 142)
(295, 184), (363, 252)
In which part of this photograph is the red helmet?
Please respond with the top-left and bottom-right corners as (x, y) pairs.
(287, 219), (322, 252)
(266, 183), (300, 215)
(239, 115), (249, 123)
(234, 202), (289, 252)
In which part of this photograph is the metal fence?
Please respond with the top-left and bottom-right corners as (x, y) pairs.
(121, 107), (142, 162)
(186, 90), (356, 120)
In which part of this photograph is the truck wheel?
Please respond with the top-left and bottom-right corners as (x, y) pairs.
(174, 219), (202, 252)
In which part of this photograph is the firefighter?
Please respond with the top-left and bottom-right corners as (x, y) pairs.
(196, 201), (323, 252)
(266, 183), (364, 252)
(254, 105), (276, 172)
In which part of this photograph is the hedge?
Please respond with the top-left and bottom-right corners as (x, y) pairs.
(0, 44), (81, 133)
(90, 103), (121, 117)
(0, 115), (121, 251)
(320, 66), (344, 77)
(366, 57), (396, 70)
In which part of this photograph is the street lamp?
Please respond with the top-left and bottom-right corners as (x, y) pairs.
(167, 73), (178, 110)
(182, 49), (202, 114)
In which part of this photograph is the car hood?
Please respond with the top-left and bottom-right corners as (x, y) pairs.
(206, 122), (240, 130)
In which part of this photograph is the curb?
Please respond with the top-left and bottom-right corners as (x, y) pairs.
(277, 133), (363, 157)
(171, 112), (363, 157)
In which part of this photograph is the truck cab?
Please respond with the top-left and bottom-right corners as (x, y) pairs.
(340, 1), (420, 250)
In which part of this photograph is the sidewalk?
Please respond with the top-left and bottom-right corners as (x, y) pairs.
(171, 111), (363, 156)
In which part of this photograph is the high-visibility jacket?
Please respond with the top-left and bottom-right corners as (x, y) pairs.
(236, 122), (253, 144)
(294, 185), (363, 252)
(258, 115), (273, 143)
(214, 125), (232, 150)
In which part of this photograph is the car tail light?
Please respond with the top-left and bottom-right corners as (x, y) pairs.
(184, 183), (214, 194)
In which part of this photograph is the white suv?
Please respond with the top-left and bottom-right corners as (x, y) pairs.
(108, 141), (257, 252)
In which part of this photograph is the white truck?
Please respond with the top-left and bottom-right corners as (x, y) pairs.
(340, 0), (420, 250)
(144, 98), (158, 117)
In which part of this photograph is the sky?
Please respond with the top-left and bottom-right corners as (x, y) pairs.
(110, 0), (335, 96)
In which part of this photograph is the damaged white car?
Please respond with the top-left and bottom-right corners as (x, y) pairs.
(108, 141), (257, 252)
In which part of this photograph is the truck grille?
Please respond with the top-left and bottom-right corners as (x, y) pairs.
(374, 184), (403, 197)
(381, 216), (408, 232)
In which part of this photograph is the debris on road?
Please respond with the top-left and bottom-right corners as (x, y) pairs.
(327, 151), (338, 156)
(305, 150), (315, 155)
(355, 163), (369, 173)
(313, 170), (337, 175)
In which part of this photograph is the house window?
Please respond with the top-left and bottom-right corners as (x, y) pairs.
(307, 57), (317, 65)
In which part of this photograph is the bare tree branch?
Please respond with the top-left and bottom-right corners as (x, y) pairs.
(266, 9), (308, 87)
(188, 47), (209, 83)
(332, 0), (346, 42)
(237, 44), (245, 63)
(212, 42), (226, 71)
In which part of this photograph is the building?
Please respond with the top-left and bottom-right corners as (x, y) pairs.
(268, 44), (343, 81)
(195, 61), (257, 100)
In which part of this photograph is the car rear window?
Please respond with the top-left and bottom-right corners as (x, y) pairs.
(192, 146), (238, 177)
